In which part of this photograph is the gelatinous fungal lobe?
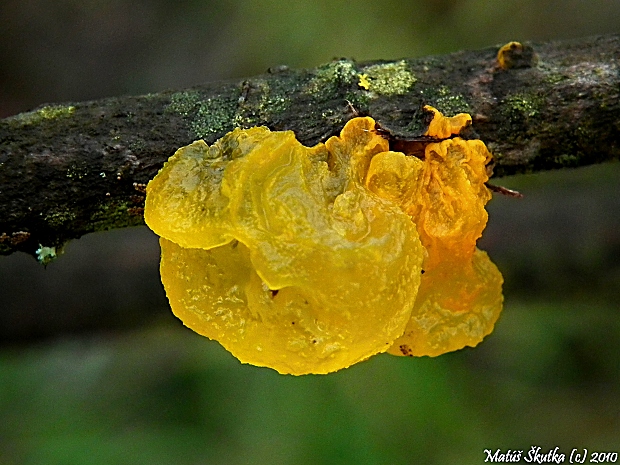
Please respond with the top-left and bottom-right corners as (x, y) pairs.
(387, 247), (503, 357)
(145, 105), (504, 373)
(412, 137), (492, 264)
(367, 106), (493, 265)
(423, 105), (472, 139)
(146, 119), (425, 375)
(364, 106), (503, 357)
(496, 41), (537, 70)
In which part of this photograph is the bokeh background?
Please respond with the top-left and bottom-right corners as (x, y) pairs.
(1, 1), (619, 464)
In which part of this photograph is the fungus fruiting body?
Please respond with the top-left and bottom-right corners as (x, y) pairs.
(497, 41), (537, 70)
(145, 106), (503, 375)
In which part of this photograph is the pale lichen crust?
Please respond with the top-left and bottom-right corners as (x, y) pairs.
(145, 106), (503, 374)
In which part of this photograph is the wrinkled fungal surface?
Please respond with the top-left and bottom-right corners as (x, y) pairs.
(386, 248), (503, 357)
(145, 106), (503, 375)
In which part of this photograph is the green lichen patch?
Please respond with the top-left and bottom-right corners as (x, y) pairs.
(128, 138), (146, 153)
(305, 59), (357, 98)
(166, 91), (237, 139)
(38, 105), (75, 119)
(359, 60), (416, 96)
(424, 85), (471, 116)
(259, 80), (290, 116)
(191, 97), (237, 139)
(543, 71), (569, 86)
(13, 105), (75, 126)
(234, 79), (290, 127)
(505, 94), (541, 117)
(502, 92), (545, 123)
(166, 91), (201, 116)
(45, 208), (77, 229)
(90, 200), (143, 232)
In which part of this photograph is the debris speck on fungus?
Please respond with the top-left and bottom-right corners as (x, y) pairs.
(145, 106), (503, 374)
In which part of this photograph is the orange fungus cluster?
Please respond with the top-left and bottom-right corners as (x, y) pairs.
(144, 106), (503, 375)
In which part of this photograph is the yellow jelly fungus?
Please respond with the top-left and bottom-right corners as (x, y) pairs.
(146, 118), (424, 375)
(423, 105), (472, 139)
(145, 106), (503, 374)
(386, 248), (503, 357)
(358, 73), (371, 90)
(497, 41), (523, 70)
(366, 107), (501, 357)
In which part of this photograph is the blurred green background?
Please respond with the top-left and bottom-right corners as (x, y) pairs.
(1, 1), (619, 464)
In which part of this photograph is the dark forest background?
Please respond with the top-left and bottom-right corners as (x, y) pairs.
(1, 1), (619, 464)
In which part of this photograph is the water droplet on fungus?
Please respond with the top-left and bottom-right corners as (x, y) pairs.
(145, 106), (503, 373)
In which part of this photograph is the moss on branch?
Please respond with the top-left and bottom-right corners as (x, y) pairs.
(1, 34), (619, 260)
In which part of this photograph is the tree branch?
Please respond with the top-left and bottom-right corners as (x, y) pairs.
(1, 34), (619, 260)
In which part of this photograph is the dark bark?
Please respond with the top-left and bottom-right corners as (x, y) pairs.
(1, 34), (619, 261)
